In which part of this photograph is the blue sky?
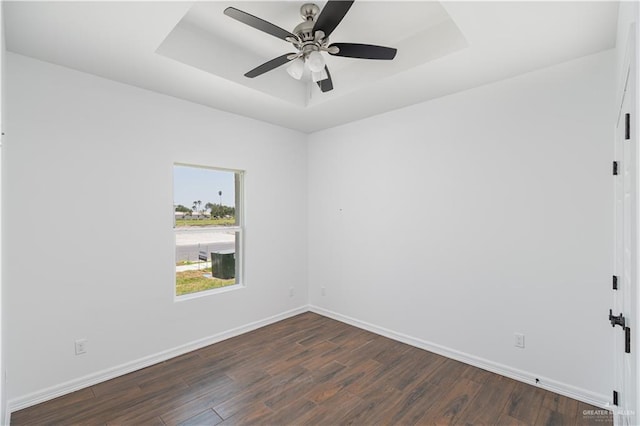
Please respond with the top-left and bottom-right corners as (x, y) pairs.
(173, 165), (235, 209)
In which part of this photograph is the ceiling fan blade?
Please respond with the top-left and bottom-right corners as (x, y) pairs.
(329, 43), (397, 60)
(224, 7), (296, 41)
(312, 1), (354, 38)
(317, 66), (334, 92)
(245, 53), (295, 78)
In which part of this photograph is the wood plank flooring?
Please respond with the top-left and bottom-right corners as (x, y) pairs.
(11, 312), (612, 425)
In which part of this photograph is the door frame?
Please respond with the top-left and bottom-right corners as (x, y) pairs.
(613, 22), (639, 426)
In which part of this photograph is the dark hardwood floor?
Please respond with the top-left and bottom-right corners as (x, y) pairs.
(11, 312), (612, 425)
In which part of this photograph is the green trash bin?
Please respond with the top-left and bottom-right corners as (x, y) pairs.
(211, 250), (235, 279)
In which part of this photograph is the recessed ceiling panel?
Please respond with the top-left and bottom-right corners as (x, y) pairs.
(156, 1), (468, 107)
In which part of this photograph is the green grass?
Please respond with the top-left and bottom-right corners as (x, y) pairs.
(176, 218), (236, 227)
(176, 260), (203, 266)
(176, 269), (235, 296)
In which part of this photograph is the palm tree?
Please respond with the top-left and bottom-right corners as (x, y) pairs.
(192, 200), (202, 219)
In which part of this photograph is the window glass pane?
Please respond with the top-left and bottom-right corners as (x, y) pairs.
(174, 165), (242, 297)
(175, 231), (239, 296)
(173, 165), (238, 227)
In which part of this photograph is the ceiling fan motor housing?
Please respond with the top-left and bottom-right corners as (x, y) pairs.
(291, 3), (328, 61)
(294, 4), (321, 42)
(293, 20), (316, 42)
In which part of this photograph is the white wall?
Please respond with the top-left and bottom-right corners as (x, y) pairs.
(4, 52), (308, 404)
(615, 1), (639, 80)
(308, 50), (615, 404)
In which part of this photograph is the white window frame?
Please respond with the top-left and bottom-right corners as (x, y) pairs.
(173, 164), (245, 301)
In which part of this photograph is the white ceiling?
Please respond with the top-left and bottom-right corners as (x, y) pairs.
(4, 1), (619, 133)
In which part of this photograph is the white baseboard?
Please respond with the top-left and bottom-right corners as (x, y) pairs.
(309, 305), (613, 411)
(6, 305), (309, 416)
(7, 304), (613, 423)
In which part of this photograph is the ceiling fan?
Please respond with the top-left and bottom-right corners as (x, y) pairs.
(224, 1), (398, 93)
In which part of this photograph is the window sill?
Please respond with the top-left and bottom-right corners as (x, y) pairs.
(174, 283), (245, 302)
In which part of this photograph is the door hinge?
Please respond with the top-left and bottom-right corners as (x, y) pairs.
(613, 161), (619, 175)
(610, 310), (632, 353)
(625, 326), (631, 353)
(613, 275), (618, 290)
(625, 113), (630, 140)
(610, 309), (626, 328)
(613, 390), (619, 406)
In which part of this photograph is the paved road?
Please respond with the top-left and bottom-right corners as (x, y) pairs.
(176, 242), (235, 263)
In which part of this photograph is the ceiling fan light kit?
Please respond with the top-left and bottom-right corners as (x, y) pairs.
(307, 51), (326, 73)
(224, 1), (398, 93)
(286, 57), (305, 80)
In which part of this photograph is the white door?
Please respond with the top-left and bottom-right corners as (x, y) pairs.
(613, 26), (637, 426)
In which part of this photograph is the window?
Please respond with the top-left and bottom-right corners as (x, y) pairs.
(173, 164), (243, 298)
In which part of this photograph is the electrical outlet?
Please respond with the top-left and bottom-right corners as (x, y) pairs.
(75, 339), (88, 355)
(289, 287), (295, 297)
(514, 333), (525, 348)
(321, 287), (326, 296)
